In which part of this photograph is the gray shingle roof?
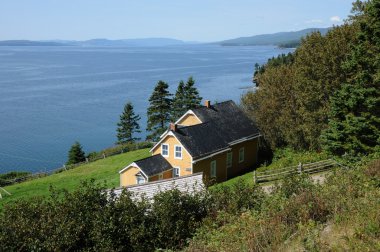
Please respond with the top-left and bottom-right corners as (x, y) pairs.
(135, 154), (172, 177)
(113, 172), (204, 201)
(173, 100), (260, 159)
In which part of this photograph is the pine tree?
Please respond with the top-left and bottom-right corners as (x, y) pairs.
(66, 141), (86, 165)
(116, 102), (141, 144)
(321, 0), (380, 155)
(171, 80), (187, 121)
(183, 76), (202, 110)
(146, 80), (172, 141)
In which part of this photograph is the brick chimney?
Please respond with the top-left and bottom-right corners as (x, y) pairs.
(205, 100), (211, 108)
(169, 122), (177, 132)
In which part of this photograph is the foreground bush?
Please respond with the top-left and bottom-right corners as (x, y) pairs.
(0, 181), (209, 251)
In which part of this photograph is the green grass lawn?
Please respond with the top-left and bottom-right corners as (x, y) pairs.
(0, 148), (150, 207)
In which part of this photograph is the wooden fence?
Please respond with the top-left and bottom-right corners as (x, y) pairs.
(253, 159), (347, 184)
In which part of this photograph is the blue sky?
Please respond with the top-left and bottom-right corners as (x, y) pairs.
(0, 0), (354, 42)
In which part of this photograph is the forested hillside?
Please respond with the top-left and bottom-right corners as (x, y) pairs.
(242, 0), (379, 156)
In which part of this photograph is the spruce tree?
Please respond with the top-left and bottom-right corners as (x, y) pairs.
(146, 80), (172, 141)
(171, 80), (187, 121)
(183, 76), (202, 110)
(66, 141), (86, 165)
(321, 0), (380, 155)
(116, 102), (141, 144)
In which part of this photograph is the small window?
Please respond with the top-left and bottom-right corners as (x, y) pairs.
(239, 147), (245, 163)
(174, 145), (182, 159)
(159, 173), (163, 180)
(161, 144), (169, 157)
(173, 167), (180, 177)
(226, 152), (233, 168)
(210, 160), (216, 178)
(136, 175), (145, 184)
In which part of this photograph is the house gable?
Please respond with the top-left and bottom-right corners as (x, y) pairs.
(119, 163), (147, 187)
(151, 133), (193, 176)
(175, 110), (202, 126)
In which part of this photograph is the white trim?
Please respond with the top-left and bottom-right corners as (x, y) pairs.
(226, 152), (233, 168)
(150, 131), (192, 158)
(192, 148), (231, 164)
(239, 147), (245, 163)
(210, 160), (217, 178)
(174, 145), (183, 159)
(161, 143), (169, 157)
(119, 162), (149, 179)
(173, 167), (180, 177)
(136, 174), (146, 184)
(174, 110), (202, 125)
(228, 133), (261, 146)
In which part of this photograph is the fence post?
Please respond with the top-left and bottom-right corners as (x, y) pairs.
(253, 170), (257, 184)
(298, 162), (303, 174)
(103, 153), (106, 159)
(86, 158), (89, 163)
(63, 164), (66, 170)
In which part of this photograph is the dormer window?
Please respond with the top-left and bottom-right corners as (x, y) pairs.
(174, 145), (182, 159)
(161, 144), (169, 157)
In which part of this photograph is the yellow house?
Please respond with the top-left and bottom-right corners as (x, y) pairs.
(119, 100), (261, 186)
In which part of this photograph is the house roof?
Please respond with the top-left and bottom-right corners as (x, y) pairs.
(134, 154), (172, 177)
(171, 100), (260, 159)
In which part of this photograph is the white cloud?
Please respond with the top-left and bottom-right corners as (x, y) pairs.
(330, 16), (341, 22)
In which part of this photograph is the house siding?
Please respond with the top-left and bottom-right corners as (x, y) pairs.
(152, 135), (192, 177)
(120, 166), (141, 186)
(149, 169), (173, 182)
(192, 138), (259, 183)
(177, 114), (202, 126)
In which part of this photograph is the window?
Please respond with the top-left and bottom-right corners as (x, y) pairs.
(174, 145), (182, 159)
(159, 173), (163, 180)
(226, 152), (233, 168)
(210, 160), (216, 178)
(136, 175), (145, 184)
(161, 144), (169, 157)
(173, 167), (180, 177)
(239, 147), (245, 163)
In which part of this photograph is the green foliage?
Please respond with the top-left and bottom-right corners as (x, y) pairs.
(183, 76), (202, 110)
(146, 80), (172, 141)
(171, 80), (187, 121)
(116, 102), (141, 144)
(66, 141), (86, 165)
(0, 181), (209, 251)
(243, 23), (358, 151)
(322, 0), (380, 156)
(0, 171), (30, 186)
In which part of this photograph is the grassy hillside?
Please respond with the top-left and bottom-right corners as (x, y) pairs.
(0, 148), (150, 207)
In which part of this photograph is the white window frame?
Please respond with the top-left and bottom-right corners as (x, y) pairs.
(161, 144), (169, 157)
(239, 147), (245, 163)
(226, 152), (233, 168)
(173, 167), (180, 177)
(174, 145), (182, 159)
(159, 173), (163, 180)
(210, 160), (216, 178)
(136, 175), (146, 184)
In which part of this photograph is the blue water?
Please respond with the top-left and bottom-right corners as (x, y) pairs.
(0, 45), (293, 173)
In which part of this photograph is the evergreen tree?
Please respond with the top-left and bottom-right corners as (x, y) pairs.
(66, 141), (86, 165)
(322, 0), (380, 155)
(171, 80), (187, 121)
(116, 102), (141, 144)
(183, 76), (202, 110)
(146, 80), (172, 141)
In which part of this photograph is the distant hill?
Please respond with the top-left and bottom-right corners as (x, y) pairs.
(0, 38), (188, 47)
(0, 40), (67, 46)
(218, 28), (330, 47)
